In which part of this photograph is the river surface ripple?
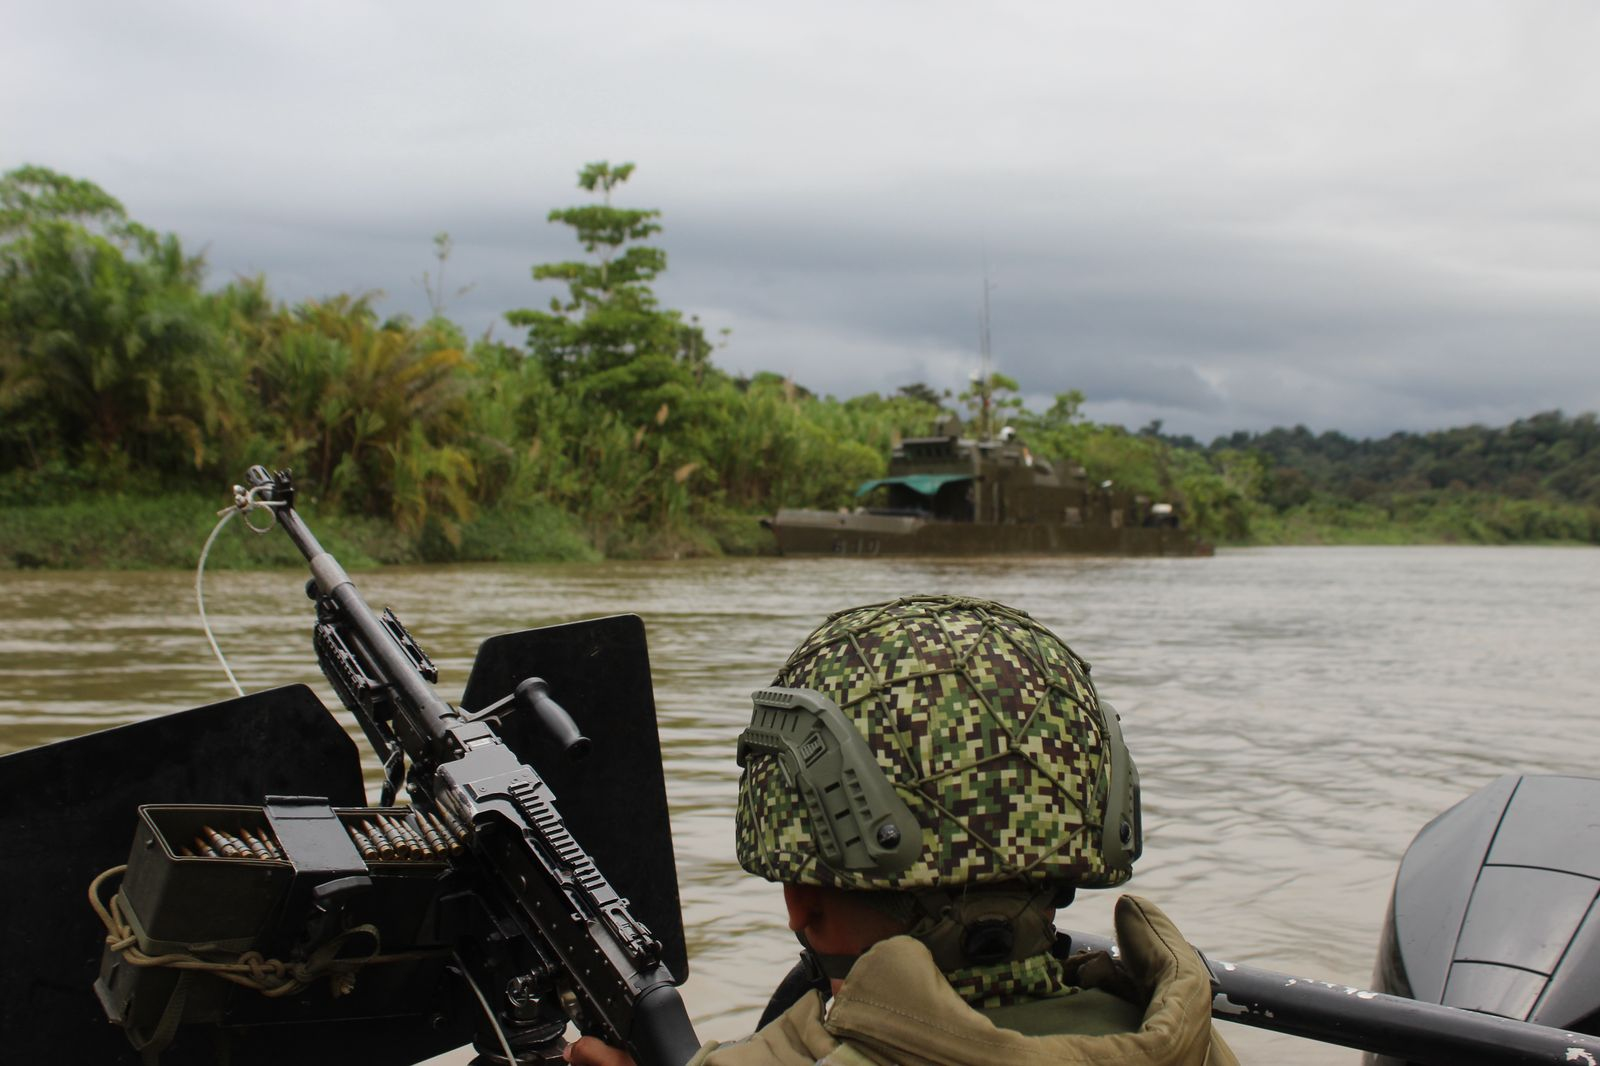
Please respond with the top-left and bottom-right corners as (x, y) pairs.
(3, 546), (1598, 1063)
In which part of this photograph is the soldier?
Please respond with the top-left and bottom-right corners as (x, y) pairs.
(568, 595), (1236, 1066)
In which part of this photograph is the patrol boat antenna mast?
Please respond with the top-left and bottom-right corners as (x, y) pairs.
(978, 265), (997, 442)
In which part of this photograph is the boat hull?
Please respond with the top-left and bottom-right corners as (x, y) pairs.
(767, 509), (1213, 557)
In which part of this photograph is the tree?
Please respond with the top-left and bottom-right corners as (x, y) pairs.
(505, 162), (703, 425)
(1043, 389), (1086, 428)
(0, 164), (133, 238)
(0, 165), (224, 475)
(241, 293), (473, 535)
(418, 231), (474, 318)
(502, 163), (723, 547)
(896, 382), (946, 408)
(958, 371), (1022, 440)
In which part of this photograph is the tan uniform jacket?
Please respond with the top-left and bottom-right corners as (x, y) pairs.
(688, 896), (1238, 1066)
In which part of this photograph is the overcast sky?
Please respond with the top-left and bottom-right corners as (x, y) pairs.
(5, 1), (1597, 440)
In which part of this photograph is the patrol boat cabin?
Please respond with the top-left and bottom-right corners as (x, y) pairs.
(764, 418), (1211, 557)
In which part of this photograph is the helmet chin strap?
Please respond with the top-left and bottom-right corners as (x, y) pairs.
(794, 928), (860, 982)
(796, 884), (1067, 982)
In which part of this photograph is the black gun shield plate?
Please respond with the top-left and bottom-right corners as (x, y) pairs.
(460, 613), (689, 983)
(0, 684), (471, 1065)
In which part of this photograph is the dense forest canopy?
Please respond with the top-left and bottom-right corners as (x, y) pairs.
(2, 163), (1596, 566)
(1205, 415), (1600, 507)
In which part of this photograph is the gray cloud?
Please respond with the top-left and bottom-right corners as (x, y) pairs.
(5, 0), (1597, 441)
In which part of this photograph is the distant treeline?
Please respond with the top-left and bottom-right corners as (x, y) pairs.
(1, 163), (1596, 568)
(1170, 415), (1600, 545)
(1207, 415), (1600, 507)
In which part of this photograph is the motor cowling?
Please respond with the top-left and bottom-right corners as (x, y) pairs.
(1369, 774), (1600, 1064)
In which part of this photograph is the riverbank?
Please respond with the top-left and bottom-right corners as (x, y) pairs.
(0, 491), (785, 569)
(2, 490), (1596, 570)
(1251, 491), (1600, 546)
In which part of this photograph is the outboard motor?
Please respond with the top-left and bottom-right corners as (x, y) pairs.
(1369, 774), (1600, 1064)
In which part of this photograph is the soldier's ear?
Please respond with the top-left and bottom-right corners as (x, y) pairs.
(783, 883), (823, 933)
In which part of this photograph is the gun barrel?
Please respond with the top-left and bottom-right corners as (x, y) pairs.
(254, 473), (455, 754)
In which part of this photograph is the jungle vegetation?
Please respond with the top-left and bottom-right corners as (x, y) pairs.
(2, 163), (1597, 568)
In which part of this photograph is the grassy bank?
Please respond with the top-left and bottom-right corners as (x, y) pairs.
(0, 492), (616, 570)
(1246, 491), (1600, 547)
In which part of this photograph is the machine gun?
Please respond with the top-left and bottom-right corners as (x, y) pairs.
(88, 466), (700, 1066)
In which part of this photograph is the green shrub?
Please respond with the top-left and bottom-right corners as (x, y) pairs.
(449, 501), (599, 563)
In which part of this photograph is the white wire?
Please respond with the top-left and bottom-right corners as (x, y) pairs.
(197, 506), (246, 698)
(460, 963), (520, 1065)
(195, 485), (284, 699)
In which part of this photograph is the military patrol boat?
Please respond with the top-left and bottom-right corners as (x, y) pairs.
(764, 417), (1213, 557)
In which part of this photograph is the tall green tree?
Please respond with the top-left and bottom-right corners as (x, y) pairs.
(0, 165), (225, 476)
(499, 162), (729, 548)
(505, 162), (709, 428)
(0, 165), (131, 235)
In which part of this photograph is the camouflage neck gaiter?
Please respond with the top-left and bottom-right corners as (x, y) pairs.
(859, 886), (1077, 1010)
(943, 950), (1079, 1010)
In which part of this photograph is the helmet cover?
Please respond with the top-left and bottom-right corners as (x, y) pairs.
(736, 595), (1137, 891)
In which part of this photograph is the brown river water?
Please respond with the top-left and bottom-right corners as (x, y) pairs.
(4, 546), (1599, 1063)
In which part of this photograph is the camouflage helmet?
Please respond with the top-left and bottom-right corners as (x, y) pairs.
(735, 596), (1141, 891)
